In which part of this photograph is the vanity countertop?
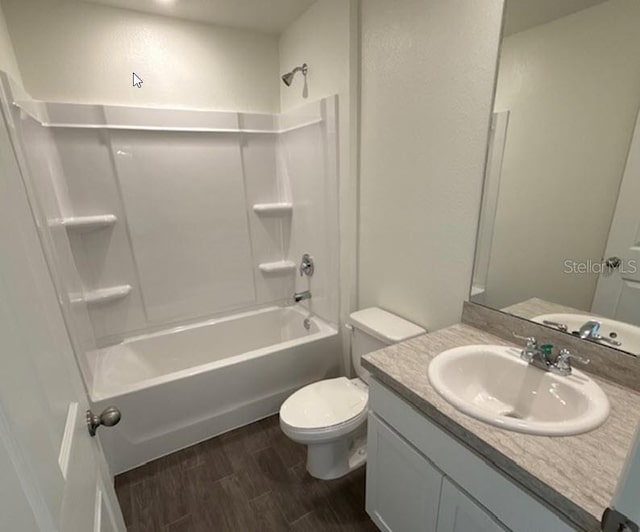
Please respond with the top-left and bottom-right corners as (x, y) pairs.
(362, 323), (640, 532)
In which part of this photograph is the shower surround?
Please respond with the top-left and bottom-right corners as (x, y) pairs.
(1, 72), (340, 472)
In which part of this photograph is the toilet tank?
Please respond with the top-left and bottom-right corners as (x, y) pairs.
(348, 308), (426, 383)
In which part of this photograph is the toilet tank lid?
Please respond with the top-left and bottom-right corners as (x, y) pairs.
(348, 307), (426, 344)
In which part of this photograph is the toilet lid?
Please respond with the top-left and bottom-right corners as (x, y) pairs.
(280, 377), (368, 430)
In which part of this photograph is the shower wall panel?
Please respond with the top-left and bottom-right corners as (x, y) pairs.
(280, 98), (339, 325)
(111, 131), (255, 324)
(6, 73), (339, 348)
(54, 129), (147, 341)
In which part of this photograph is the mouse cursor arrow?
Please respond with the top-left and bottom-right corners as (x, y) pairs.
(132, 72), (143, 88)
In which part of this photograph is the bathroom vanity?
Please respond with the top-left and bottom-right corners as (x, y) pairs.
(362, 321), (640, 532)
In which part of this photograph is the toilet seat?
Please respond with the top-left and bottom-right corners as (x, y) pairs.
(280, 377), (368, 441)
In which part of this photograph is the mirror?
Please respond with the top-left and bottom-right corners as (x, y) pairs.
(471, 0), (640, 356)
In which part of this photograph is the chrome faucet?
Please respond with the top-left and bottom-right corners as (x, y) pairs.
(512, 333), (590, 376)
(294, 290), (312, 303)
(578, 320), (601, 340)
(577, 320), (622, 347)
(513, 333), (552, 372)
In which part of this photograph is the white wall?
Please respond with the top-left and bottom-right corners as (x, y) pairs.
(279, 0), (353, 113)
(279, 0), (358, 369)
(0, 2), (20, 83)
(2, 0), (280, 112)
(486, 0), (640, 311)
(358, 0), (504, 331)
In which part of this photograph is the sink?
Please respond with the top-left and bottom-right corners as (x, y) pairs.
(427, 345), (610, 436)
(533, 313), (640, 356)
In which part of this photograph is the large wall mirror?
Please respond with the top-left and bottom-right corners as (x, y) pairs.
(471, 0), (640, 356)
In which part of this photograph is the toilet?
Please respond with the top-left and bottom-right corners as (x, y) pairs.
(279, 307), (425, 480)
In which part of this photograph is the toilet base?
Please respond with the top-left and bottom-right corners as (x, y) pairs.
(306, 433), (367, 480)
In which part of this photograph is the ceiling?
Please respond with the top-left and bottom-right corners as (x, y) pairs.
(80, 0), (317, 34)
(504, 0), (610, 36)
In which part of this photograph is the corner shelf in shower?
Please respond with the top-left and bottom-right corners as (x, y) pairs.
(258, 261), (296, 274)
(61, 214), (117, 233)
(70, 284), (132, 305)
(252, 203), (293, 216)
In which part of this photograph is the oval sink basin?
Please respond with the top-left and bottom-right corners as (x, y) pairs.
(533, 313), (640, 356)
(428, 345), (610, 436)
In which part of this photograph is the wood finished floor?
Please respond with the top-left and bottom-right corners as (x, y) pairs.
(115, 415), (378, 531)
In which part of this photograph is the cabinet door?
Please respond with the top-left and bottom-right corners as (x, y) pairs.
(366, 413), (443, 532)
(437, 478), (507, 532)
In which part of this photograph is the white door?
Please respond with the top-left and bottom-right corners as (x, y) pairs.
(592, 108), (640, 325)
(0, 98), (125, 531)
(366, 413), (443, 532)
(437, 478), (506, 532)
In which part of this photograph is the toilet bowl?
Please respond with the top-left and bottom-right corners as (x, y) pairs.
(279, 307), (425, 480)
(280, 376), (368, 479)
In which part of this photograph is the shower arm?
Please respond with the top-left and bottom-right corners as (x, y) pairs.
(291, 64), (308, 76)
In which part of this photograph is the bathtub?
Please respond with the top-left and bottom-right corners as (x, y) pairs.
(86, 305), (340, 474)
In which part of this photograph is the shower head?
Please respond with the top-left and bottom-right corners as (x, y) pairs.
(281, 72), (295, 87)
(281, 63), (308, 87)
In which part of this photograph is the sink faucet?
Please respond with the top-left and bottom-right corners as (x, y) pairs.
(577, 320), (622, 347)
(513, 333), (552, 372)
(294, 290), (311, 303)
(578, 320), (601, 340)
(512, 333), (590, 376)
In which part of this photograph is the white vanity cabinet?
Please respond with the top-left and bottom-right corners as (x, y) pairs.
(366, 379), (576, 532)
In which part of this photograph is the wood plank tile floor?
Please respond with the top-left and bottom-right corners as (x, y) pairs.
(115, 415), (378, 531)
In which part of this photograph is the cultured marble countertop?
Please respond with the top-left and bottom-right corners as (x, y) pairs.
(362, 323), (640, 532)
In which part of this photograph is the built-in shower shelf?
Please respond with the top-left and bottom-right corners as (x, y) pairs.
(258, 261), (296, 274)
(252, 203), (293, 216)
(61, 214), (117, 233)
(70, 284), (132, 305)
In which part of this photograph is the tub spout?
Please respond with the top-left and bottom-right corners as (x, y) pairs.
(294, 290), (312, 303)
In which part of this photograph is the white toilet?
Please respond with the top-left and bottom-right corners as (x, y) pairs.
(279, 307), (425, 480)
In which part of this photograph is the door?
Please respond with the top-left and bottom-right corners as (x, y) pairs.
(437, 478), (507, 532)
(366, 413), (443, 532)
(0, 93), (125, 531)
(592, 107), (640, 325)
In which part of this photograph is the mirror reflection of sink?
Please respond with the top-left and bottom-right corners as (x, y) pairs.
(427, 345), (610, 436)
(532, 313), (640, 356)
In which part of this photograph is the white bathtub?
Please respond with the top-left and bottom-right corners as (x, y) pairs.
(86, 305), (339, 474)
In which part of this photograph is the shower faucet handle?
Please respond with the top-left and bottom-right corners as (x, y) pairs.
(300, 253), (315, 277)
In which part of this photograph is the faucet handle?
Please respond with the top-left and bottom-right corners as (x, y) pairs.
(554, 348), (590, 376)
(299, 253), (314, 277)
(557, 348), (590, 365)
(512, 332), (537, 348)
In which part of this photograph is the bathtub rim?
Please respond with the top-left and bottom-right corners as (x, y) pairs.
(87, 305), (337, 403)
